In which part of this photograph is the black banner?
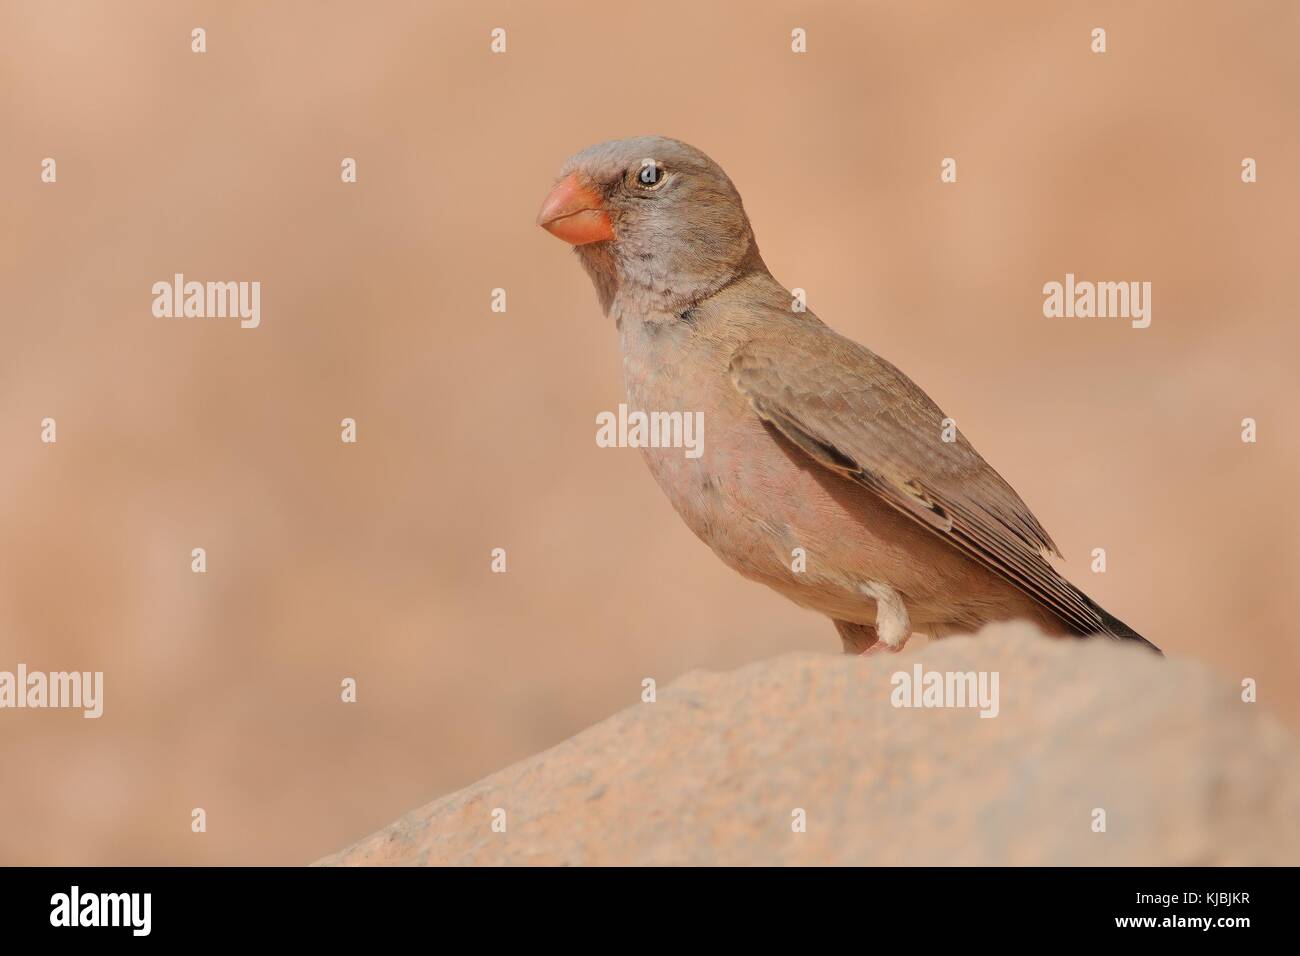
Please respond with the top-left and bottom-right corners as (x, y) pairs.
(0, 866), (1281, 942)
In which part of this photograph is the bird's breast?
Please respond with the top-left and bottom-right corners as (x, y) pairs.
(619, 322), (795, 578)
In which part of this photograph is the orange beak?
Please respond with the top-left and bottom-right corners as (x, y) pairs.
(536, 173), (614, 245)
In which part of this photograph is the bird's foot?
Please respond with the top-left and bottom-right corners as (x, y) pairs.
(834, 615), (913, 656)
(860, 639), (906, 656)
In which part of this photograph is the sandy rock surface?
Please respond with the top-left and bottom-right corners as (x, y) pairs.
(317, 624), (1300, 866)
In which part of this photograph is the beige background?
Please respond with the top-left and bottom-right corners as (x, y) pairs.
(1, 0), (1297, 865)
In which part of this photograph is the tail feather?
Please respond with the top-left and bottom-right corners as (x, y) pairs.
(1080, 592), (1162, 655)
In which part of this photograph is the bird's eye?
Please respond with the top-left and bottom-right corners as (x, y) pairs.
(629, 159), (668, 191)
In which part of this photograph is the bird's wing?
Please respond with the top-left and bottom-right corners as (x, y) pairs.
(728, 320), (1109, 637)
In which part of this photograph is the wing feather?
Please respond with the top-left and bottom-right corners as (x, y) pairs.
(728, 324), (1107, 637)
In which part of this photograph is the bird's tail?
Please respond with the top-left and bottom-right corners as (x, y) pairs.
(1079, 591), (1162, 655)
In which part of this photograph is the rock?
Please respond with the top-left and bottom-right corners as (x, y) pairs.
(315, 623), (1300, 866)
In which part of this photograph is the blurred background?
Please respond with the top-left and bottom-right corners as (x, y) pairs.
(1, 0), (1297, 864)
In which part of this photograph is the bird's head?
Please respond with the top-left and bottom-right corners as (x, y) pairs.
(537, 136), (762, 314)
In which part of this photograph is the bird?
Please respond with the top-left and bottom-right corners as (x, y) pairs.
(536, 135), (1159, 656)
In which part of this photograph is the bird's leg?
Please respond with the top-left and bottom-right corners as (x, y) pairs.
(834, 619), (908, 656)
(858, 581), (912, 653)
(835, 581), (915, 655)
(834, 620), (878, 655)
